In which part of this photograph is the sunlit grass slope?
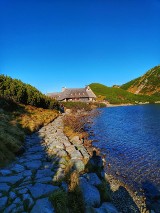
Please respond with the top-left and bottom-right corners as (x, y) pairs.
(90, 83), (158, 104)
(121, 65), (160, 96)
(0, 97), (58, 167)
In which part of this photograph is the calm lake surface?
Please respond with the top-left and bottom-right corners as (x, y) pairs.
(88, 104), (160, 193)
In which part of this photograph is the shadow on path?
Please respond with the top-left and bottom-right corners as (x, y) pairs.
(0, 119), (64, 212)
(85, 150), (141, 213)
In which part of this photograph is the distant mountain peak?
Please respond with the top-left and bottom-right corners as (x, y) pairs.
(121, 65), (160, 96)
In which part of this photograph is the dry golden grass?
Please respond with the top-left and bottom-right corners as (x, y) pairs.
(0, 104), (58, 167)
(0, 111), (25, 166)
(20, 105), (58, 133)
(68, 170), (79, 191)
(63, 114), (88, 140)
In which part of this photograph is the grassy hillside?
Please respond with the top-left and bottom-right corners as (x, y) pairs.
(121, 77), (141, 90)
(0, 75), (59, 109)
(0, 97), (58, 167)
(0, 74), (60, 166)
(121, 65), (160, 96)
(90, 83), (158, 104)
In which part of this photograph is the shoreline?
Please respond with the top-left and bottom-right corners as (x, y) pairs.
(0, 109), (152, 212)
(63, 104), (160, 212)
(83, 108), (151, 212)
(106, 102), (160, 108)
(88, 145), (148, 212)
(104, 172), (147, 212)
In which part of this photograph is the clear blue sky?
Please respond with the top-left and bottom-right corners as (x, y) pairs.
(0, 0), (160, 94)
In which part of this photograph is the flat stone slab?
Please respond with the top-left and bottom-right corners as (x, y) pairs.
(24, 161), (42, 170)
(63, 140), (72, 147)
(56, 150), (68, 158)
(22, 170), (32, 177)
(0, 169), (12, 176)
(29, 183), (59, 199)
(4, 204), (17, 213)
(25, 154), (44, 161)
(79, 177), (100, 207)
(0, 175), (23, 184)
(0, 183), (10, 192)
(36, 169), (54, 179)
(27, 146), (43, 153)
(48, 142), (64, 150)
(18, 188), (29, 195)
(66, 145), (77, 153)
(73, 160), (85, 172)
(0, 197), (8, 211)
(77, 146), (90, 159)
(11, 164), (25, 173)
(85, 173), (102, 186)
(70, 150), (82, 159)
(13, 197), (22, 205)
(23, 193), (34, 209)
(36, 177), (52, 183)
(9, 191), (17, 200)
(31, 198), (55, 213)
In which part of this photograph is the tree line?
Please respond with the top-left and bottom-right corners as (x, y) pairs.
(0, 75), (59, 110)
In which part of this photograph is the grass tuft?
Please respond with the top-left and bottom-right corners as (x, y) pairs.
(50, 189), (68, 213)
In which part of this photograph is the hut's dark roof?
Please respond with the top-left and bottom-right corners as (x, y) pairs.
(47, 86), (96, 101)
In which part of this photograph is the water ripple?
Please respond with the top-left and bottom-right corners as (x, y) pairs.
(88, 104), (160, 194)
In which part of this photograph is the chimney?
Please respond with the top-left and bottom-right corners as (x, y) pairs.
(62, 87), (66, 92)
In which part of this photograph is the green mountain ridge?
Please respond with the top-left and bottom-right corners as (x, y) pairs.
(90, 65), (160, 104)
(89, 83), (160, 104)
(121, 65), (160, 96)
(1, 65), (160, 107)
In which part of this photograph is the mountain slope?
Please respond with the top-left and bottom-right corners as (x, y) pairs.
(0, 75), (59, 109)
(121, 65), (160, 96)
(0, 75), (59, 166)
(89, 83), (157, 104)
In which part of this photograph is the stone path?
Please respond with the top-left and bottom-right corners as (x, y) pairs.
(0, 115), (120, 213)
(0, 116), (90, 212)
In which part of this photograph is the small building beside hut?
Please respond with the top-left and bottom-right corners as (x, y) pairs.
(47, 86), (96, 102)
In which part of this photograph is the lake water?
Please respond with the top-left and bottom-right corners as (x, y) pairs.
(88, 104), (160, 195)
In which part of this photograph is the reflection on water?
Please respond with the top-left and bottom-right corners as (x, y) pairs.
(88, 105), (160, 193)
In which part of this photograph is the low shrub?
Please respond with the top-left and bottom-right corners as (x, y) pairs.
(50, 189), (68, 213)
(63, 101), (91, 111)
(68, 185), (85, 213)
(0, 75), (59, 110)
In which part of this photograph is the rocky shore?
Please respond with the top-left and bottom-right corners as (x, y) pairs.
(0, 115), (119, 213)
(1, 111), (156, 213)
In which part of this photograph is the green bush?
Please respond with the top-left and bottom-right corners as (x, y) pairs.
(50, 189), (68, 213)
(0, 75), (59, 110)
(49, 185), (84, 213)
(63, 101), (91, 111)
(68, 186), (85, 213)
